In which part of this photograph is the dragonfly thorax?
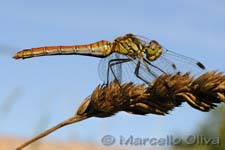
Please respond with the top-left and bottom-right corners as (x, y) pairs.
(145, 40), (163, 61)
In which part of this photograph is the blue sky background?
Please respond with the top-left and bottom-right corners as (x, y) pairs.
(0, 0), (225, 147)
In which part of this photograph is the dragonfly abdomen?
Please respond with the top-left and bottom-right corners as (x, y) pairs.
(13, 40), (112, 59)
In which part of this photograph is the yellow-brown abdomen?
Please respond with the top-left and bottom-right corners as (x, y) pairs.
(13, 40), (112, 59)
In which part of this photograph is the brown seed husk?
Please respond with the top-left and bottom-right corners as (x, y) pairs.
(16, 71), (225, 150)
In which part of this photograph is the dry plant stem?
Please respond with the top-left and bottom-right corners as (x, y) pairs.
(16, 115), (88, 150)
(15, 71), (225, 149)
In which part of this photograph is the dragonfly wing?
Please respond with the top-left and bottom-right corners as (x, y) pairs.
(98, 53), (157, 84)
(147, 55), (177, 75)
(161, 49), (206, 75)
(122, 57), (176, 84)
(125, 35), (206, 78)
(98, 53), (122, 83)
(98, 52), (184, 85)
(115, 58), (156, 84)
(131, 59), (159, 84)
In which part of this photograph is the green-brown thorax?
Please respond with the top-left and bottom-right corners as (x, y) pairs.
(145, 40), (163, 61)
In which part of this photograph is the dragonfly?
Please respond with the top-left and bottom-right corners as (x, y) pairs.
(13, 33), (206, 84)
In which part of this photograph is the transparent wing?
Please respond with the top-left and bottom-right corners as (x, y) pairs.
(161, 49), (206, 76)
(98, 53), (168, 85)
(136, 34), (206, 76)
(98, 34), (206, 84)
(98, 53), (122, 83)
(118, 57), (157, 84)
(148, 56), (177, 74)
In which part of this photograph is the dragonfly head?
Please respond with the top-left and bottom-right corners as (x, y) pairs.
(145, 40), (163, 61)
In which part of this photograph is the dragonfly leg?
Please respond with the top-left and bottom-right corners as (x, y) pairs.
(107, 58), (131, 84)
(143, 59), (176, 101)
(143, 58), (170, 87)
(134, 61), (150, 84)
(143, 58), (167, 74)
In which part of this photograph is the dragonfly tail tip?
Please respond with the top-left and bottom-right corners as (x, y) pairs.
(12, 54), (19, 59)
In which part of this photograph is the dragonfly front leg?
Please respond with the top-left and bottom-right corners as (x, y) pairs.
(143, 59), (176, 101)
(143, 58), (172, 90)
(143, 58), (167, 74)
(107, 58), (131, 85)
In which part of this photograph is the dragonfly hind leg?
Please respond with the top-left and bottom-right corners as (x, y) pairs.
(107, 58), (132, 85)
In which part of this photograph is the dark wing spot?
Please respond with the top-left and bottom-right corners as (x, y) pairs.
(172, 63), (177, 70)
(197, 62), (206, 70)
